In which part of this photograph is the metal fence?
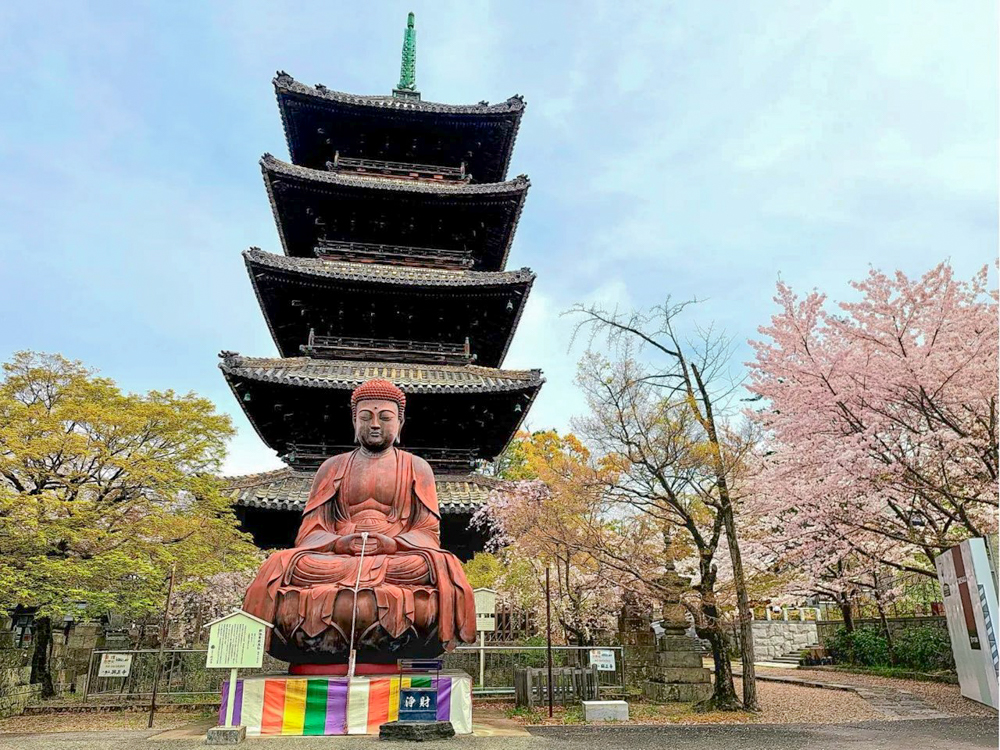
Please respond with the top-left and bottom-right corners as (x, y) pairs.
(82, 645), (624, 704)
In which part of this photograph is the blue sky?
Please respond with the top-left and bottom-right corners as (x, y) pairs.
(1, 1), (996, 475)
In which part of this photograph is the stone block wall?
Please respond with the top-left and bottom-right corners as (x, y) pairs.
(50, 622), (102, 694)
(0, 631), (39, 718)
(751, 620), (818, 660)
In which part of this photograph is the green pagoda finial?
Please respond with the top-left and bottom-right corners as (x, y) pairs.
(393, 12), (420, 100)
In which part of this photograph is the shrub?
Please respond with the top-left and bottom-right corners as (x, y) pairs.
(826, 624), (955, 673)
(892, 626), (955, 672)
(826, 626), (890, 667)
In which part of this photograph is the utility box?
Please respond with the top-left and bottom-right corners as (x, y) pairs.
(582, 700), (628, 722)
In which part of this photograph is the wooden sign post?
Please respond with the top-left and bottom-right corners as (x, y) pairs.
(473, 588), (497, 688)
(204, 610), (272, 743)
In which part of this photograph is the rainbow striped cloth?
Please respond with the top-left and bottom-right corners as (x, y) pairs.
(219, 672), (472, 735)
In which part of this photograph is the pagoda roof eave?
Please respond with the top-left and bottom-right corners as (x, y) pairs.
(222, 465), (501, 514)
(244, 249), (535, 365)
(273, 73), (525, 183)
(262, 154), (529, 196)
(261, 155), (529, 270)
(243, 247), (535, 288)
(274, 73), (526, 116)
(218, 354), (543, 465)
(243, 248), (535, 367)
(219, 354), (543, 393)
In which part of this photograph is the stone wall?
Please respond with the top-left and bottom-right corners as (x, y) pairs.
(0, 630), (40, 718)
(50, 622), (102, 694)
(751, 620), (818, 660)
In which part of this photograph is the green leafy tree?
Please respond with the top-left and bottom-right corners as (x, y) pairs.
(0, 352), (259, 695)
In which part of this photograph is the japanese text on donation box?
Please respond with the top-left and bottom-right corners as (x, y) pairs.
(207, 618), (266, 669)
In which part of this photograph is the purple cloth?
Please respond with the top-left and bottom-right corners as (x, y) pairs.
(217, 679), (243, 726)
(435, 676), (452, 721)
(325, 678), (349, 734)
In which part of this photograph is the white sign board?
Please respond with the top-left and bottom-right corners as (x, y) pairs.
(589, 649), (616, 672)
(98, 653), (133, 678)
(936, 538), (999, 709)
(205, 610), (271, 670)
(474, 588), (497, 633)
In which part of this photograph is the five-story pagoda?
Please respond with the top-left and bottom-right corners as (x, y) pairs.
(222, 14), (543, 559)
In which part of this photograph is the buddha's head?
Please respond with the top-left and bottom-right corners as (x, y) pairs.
(351, 379), (406, 452)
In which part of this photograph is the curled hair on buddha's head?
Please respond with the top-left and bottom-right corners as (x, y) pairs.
(350, 378), (406, 422)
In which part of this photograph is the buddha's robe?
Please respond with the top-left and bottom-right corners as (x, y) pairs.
(242, 448), (476, 653)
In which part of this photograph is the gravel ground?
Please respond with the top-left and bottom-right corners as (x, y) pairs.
(755, 667), (998, 718)
(0, 710), (213, 734)
(487, 679), (883, 726)
(0, 718), (997, 750)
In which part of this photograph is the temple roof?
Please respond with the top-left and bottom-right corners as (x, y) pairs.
(244, 248), (534, 367)
(222, 466), (500, 515)
(274, 73), (524, 183)
(262, 155), (528, 271)
(245, 247), (533, 287)
(220, 354), (542, 392)
(219, 353), (542, 470)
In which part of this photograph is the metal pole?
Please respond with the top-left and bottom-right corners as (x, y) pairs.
(347, 531), (370, 680)
(147, 562), (176, 729)
(545, 566), (553, 718)
(224, 667), (238, 727)
(479, 630), (485, 688)
(82, 648), (95, 702)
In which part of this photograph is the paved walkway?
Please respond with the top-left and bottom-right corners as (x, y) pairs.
(735, 670), (951, 719)
(0, 718), (995, 750)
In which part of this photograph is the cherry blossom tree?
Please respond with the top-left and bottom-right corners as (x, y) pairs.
(474, 432), (632, 646)
(747, 263), (998, 578)
(569, 302), (761, 711)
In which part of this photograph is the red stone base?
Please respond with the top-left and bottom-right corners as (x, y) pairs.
(289, 662), (402, 676)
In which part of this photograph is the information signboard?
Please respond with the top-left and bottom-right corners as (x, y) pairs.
(205, 610), (271, 670)
(588, 648), (616, 672)
(98, 653), (133, 678)
(474, 588), (497, 632)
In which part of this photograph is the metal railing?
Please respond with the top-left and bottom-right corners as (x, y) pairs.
(328, 153), (469, 182)
(81, 645), (624, 704)
(283, 445), (479, 473)
(314, 240), (475, 270)
(301, 332), (474, 365)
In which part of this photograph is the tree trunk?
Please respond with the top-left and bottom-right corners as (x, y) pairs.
(29, 616), (56, 698)
(690, 362), (759, 711)
(719, 502), (758, 711)
(839, 595), (855, 632)
(695, 565), (740, 711)
(697, 596), (740, 711)
(876, 599), (895, 663)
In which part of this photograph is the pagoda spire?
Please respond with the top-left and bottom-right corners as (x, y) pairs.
(393, 12), (420, 101)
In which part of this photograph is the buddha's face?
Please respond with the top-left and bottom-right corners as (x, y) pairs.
(354, 398), (402, 452)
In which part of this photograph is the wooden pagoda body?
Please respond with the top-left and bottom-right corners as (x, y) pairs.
(222, 67), (542, 560)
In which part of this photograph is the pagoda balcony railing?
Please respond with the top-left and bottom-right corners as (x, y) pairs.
(283, 444), (479, 472)
(314, 240), (474, 270)
(328, 152), (470, 183)
(301, 332), (475, 365)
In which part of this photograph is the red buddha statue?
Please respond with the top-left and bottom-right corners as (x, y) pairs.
(242, 379), (477, 670)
